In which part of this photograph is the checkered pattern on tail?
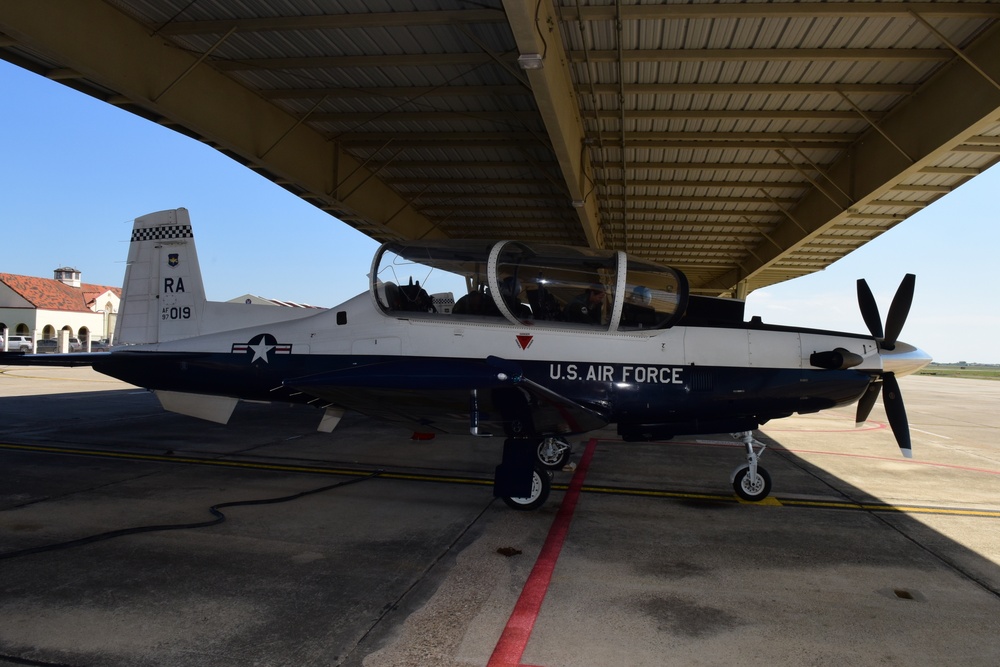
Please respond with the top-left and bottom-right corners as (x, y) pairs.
(130, 225), (194, 243)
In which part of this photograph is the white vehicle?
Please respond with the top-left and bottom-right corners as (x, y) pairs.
(5, 335), (33, 353)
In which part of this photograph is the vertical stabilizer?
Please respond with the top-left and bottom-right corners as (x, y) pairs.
(115, 208), (207, 344)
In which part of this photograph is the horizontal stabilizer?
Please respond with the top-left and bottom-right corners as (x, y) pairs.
(155, 390), (238, 424)
(0, 352), (108, 367)
(318, 406), (345, 433)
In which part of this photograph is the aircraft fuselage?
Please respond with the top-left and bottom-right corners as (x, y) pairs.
(0, 209), (931, 505)
(93, 298), (876, 440)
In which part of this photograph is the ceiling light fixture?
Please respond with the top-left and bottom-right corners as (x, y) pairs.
(517, 53), (544, 70)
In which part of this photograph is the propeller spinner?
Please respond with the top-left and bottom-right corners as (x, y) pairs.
(854, 274), (930, 458)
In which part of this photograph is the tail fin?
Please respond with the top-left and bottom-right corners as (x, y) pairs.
(115, 208), (207, 344)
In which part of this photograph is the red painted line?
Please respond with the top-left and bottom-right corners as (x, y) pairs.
(488, 438), (598, 667)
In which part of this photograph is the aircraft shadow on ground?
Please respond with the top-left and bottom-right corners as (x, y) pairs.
(1, 392), (998, 604)
(754, 429), (1000, 599)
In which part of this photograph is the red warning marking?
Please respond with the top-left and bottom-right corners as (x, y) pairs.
(487, 438), (597, 667)
(515, 334), (533, 350)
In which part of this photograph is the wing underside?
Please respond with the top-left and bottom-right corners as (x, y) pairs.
(284, 356), (608, 437)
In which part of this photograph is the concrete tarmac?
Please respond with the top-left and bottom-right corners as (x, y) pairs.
(0, 366), (998, 666)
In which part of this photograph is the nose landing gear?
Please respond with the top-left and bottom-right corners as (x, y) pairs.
(536, 436), (572, 470)
(730, 431), (772, 502)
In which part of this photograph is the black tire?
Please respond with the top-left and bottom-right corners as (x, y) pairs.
(733, 466), (772, 502)
(501, 467), (551, 511)
(536, 438), (571, 470)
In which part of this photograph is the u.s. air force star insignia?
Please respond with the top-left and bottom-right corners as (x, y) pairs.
(231, 333), (292, 364)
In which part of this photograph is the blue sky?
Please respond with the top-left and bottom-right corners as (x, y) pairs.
(2, 59), (998, 363)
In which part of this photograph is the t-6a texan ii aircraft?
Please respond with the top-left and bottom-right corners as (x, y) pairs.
(2, 208), (931, 509)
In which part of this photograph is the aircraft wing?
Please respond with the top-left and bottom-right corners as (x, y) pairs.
(284, 356), (608, 437)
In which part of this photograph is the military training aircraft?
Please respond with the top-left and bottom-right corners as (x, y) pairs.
(1, 208), (932, 509)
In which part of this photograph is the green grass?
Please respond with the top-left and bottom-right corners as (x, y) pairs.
(916, 364), (1000, 380)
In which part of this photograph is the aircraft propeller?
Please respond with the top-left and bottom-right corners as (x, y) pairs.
(855, 274), (918, 458)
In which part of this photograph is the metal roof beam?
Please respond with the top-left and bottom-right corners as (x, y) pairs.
(261, 85), (532, 100)
(309, 110), (542, 124)
(569, 49), (950, 63)
(562, 3), (1000, 21)
(94, 5), (1000, 39)
(701, 22), (1000, 292)
(213, 53), (514, 70)
(589, 109), (880, 121)
(612, 162), (806, 172)
(593, 130), (856, 142)
(604, 195), (795, 205)
(422, 205), (567, 214)
(387, 177), (560, 187)
(619, 209), (781, 219)
(586, 83), (917, 95)
(415, 191), (568, 201)
(502, 0), (603, 248)
(312, 109), (874, 124)
(608, 179), (807, 190)
(157, 10), (508, 35)
(0, 1), (440, 241)
(368, 160), (555, 169)
(377, 160), (809, 172)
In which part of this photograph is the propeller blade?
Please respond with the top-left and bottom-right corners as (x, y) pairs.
(855, 380), (882, 426)
(882, 273), (916, 350)
(856, 279), (883, 340)
(882, 372), (912, 458)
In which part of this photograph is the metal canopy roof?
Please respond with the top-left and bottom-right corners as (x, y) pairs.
(2, 1), (999, 295)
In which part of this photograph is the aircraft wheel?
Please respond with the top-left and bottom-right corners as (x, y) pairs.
(733, 465), (772, 502)
(501, 467), (551, 511)
(536, 437), (571, 470)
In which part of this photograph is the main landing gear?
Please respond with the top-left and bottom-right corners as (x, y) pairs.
(495, 437), (553, 511)
(730, 431), (772, 502)
(501, 466), (552, 511)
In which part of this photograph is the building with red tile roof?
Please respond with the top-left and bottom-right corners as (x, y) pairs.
(0, 268), (121, 352)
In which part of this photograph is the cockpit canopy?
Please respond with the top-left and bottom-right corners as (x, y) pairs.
(371, 240), (689, 332)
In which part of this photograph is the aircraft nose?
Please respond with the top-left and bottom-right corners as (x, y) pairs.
(881, 341), (932, 377)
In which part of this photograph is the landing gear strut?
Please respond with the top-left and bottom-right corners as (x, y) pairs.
(730, 431), (772, 501)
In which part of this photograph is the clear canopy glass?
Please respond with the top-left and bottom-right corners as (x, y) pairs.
(371, 239), (689, 332)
